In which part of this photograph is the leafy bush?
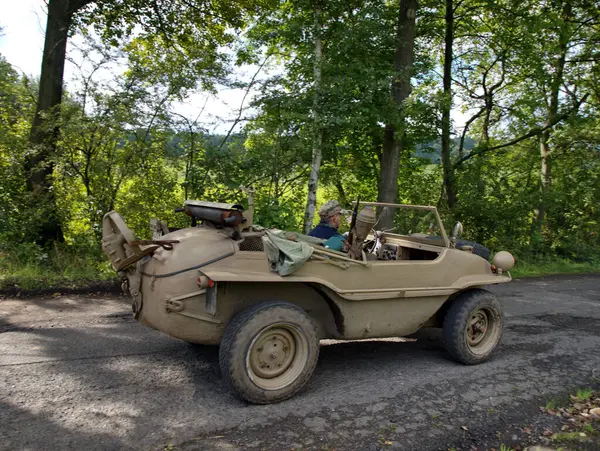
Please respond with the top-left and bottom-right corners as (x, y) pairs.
(0, 241), (115, 291)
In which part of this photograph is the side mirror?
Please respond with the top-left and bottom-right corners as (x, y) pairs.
(452, 221), (463, 239)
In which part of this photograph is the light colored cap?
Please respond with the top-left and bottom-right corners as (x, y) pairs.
(318, 200), (342, 218)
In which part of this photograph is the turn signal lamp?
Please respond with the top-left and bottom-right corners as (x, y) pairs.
(197, 275), (215, 288)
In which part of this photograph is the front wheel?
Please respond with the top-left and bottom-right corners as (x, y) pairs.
(219, 301), (320, 404)
(443, 289), (504, 364)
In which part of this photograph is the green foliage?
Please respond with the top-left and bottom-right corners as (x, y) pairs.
(574, 388), (594, 402)
(545, 398), (559, 410)
(0, 241), (115, 290)
(116, 159), (183, 238)
(0, 56), (36, 241)
(253, 192), (306, 231)
(511, 257), (600, 279)
(1, 0), (600, 288)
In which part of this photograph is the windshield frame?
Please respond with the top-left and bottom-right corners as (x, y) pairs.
(353, 201), (450, 248)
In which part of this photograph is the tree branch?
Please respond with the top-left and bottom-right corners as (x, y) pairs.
(218, 53), (271, 151)
(454, 93), (589, 169)
(458, 106), (486, 157)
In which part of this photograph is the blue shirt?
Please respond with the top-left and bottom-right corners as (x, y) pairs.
(308, 221), (339, 239)
(309, 221), (345, 251)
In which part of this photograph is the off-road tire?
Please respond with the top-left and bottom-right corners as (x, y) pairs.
(421, 236), (491, 260)
(219, 301), (320, 404)
(443, 289), (504, 365)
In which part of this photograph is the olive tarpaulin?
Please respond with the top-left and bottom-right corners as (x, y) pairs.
(261, 231), (320, 276)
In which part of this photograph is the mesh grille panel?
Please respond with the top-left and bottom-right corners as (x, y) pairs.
(239, 236), (264, 252)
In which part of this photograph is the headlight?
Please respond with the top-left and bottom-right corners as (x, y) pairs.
(492, 251), (515, 272)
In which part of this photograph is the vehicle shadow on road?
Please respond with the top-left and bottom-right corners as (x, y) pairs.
(2, 315), (568, 449)
(0, 322), (228, 449)
(317, 328), (446, 367)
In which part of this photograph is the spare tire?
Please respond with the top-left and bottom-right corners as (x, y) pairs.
(419, 235), (491, 261)
(456, 239), (491, 260)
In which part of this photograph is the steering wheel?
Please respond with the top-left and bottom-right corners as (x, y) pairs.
(363, 227), (396, 255)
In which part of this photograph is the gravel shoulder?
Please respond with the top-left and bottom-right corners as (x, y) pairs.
(1, 273), (599, 450)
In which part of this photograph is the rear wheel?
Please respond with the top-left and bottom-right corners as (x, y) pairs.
(219, 301), (320, 404)
(443, 289), (504, 364)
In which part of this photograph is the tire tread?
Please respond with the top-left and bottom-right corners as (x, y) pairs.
(442, 289), (503, 365)
(219, 301), (319, 404)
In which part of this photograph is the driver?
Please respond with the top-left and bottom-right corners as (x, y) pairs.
(308, 200), (347, 252)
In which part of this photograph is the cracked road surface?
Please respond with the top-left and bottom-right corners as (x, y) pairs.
(1, 274), (600, 450)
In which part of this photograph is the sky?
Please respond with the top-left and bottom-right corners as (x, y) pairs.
(0, 0), (46, 76)
(0, 0), (259, 134)
(0, 0), (467, 135)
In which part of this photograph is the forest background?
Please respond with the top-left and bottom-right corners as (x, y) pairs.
(1, 0), (599, 290)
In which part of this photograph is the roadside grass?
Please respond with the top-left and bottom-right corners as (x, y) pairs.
(574, 388), (594, 401)
(498, 445), (514, 451)
(510, 257), (600, 279)
(545, 398), (559, 410)
(540, 388), (600, 449)
(544, 393), (572, 411)
(0, 243), (116, 291)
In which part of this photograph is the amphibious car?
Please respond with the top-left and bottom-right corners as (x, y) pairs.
(101, 191), (514, 404)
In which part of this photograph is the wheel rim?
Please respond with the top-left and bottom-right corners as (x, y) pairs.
(246, 323), (309, 391)
(465, 306), (501, 355)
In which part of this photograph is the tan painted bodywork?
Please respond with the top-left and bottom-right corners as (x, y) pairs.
(110, 218), (512, 346)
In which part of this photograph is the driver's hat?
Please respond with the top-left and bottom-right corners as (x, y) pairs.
(318, 200), (343, 219)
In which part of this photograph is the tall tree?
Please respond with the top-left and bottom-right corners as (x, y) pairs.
(377, 0), (418, 229)
(440, 0), (455, 209)
(25, 0), (270, 245)
(303, 3), (324, 233)
(532, 0), (572, 241)
(26, 0), (93, 244)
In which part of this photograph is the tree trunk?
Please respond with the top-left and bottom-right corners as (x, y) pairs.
(536, 130), (551, 227)
(440, 0), (456, 210)
(531, 0), (571, 244)
(377, 0), (418, 230)
(303, 4), (324, 234)
(25, 0), (76, 244)
(25, 0), (93, 245)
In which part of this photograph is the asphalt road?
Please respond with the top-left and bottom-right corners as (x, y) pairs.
(1, 274), (599, 451)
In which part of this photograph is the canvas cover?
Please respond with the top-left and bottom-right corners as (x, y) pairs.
(262, 230), (318, 276)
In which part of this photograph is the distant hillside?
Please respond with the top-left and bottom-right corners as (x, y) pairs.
(163, 132), (245, 158)
(414, 137), (476, 163)
(160, 131), (477, 163)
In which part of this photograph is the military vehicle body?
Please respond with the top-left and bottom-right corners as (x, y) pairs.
(101, 194), (515, 404)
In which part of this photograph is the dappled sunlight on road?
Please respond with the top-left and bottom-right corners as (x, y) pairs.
(1, 276), (600, 450)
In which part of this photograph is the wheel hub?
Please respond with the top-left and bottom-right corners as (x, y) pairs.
(249, 328), (295, 379)
(467, 310), (489, 346)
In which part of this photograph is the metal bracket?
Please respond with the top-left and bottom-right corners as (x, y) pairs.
(165, 299), (184, 312)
